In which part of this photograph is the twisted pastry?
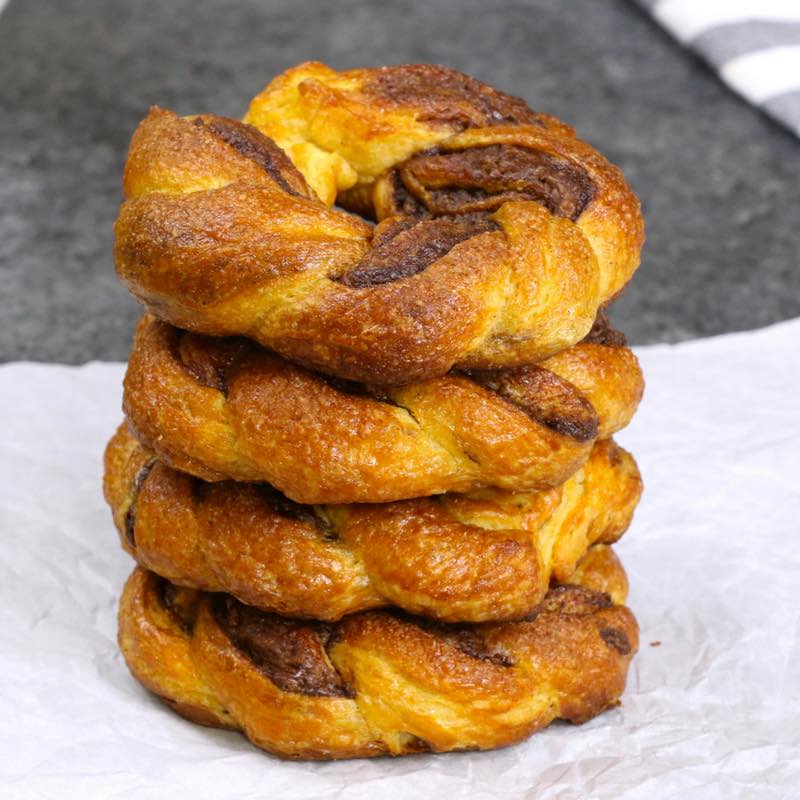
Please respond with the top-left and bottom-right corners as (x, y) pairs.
(119, 545), (637, 759)
(115, 62), (643, 385)
(105, 426), (641, 622)
(123, 313), (643, 504)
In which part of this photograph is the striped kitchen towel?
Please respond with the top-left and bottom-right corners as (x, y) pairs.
(639, 0), (800, 137)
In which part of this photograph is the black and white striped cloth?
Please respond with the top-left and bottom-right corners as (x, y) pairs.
(639, 0), (800, 136)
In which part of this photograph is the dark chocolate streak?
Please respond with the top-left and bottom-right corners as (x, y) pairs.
(257, 484), (337, 539)
(392, 611), (514, 668)
(469, 366), (599, 442)
(600, 627), (632, 655)
(123, 460), (156, 548)
(338, 213), (498, 288)
(605, 441), (624, 467)
(174, 325), (395, 419)
(176, 330), (251, 395)
(443, 626), (513, 667)
(213, 596), (354, 697)
(320, 374), (374, 398)
(158, 578), (199, 634)
(581, 310), (627, 348)
(194, 116), (310, 198)
(364, 64), (544, 130)
(189, 475), (209, 504)
(397, 145), (596, 222)
(384, 171), (427, 219)
(174, 326), (396, 420)
(527, 584), (613, 621)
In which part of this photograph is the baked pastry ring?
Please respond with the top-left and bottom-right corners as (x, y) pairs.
(122, 314), (643, 504)
(118, 545), (637, 760)
(115, 62), (643, 385)
(105, 426), (641, 622)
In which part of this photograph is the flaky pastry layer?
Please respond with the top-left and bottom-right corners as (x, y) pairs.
(116, 63), (643, 385)
(119, 546), (637, 759)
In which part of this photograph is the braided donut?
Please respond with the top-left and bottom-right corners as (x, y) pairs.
(105, 425), (641, 622)
(122, 313), (643, 504)
(118, 545), (637, 759)
(115, 62), (643, 385)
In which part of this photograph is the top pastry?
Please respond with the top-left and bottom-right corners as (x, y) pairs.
(115, 63), (644, 385)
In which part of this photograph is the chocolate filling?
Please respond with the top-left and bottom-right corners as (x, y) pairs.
(189, 476), (209, 504)
(382, 171), (428, 219)
(468, 366), (598, 442)
(157, 578), (199, 634)
(257, 484), (336, 539)
(123, 460), (156, 548)
(193, 116), (311, 198)
(444, 626), (513, 667)
(600, 627), (632, 655)
(611, 444), (627, 469)
(213, 596), (354, 697)
(338, 213), (498, 288)
(187, 467), (335, 540)
(395, 145), (596, 221)
(538, 584), (613, 616)
(581, 310), (627, 347)
(392, 611), (513, 667)
(319, 374), (375, 398)
(175, 326), (396, 423)
(177, 330), (251, 395)
(363, 64), (544, 130)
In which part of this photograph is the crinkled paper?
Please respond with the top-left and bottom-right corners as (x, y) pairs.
(1, 320), (799, 798)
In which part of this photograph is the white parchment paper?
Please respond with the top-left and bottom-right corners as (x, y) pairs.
(1, 319), (799, 799)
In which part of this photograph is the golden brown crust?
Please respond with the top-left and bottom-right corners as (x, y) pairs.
(115, 63), (643, 385)
(118, 547), (638, 759)
(121, 314), (643, 503)
(105, 426), (642, 622)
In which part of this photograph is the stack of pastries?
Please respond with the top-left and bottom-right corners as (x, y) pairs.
(104, 62), (645, 760)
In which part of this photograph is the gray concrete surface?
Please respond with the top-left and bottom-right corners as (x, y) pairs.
(1, 0), (799, 363)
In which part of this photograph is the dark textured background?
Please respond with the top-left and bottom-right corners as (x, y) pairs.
(2, 0), (799, 363)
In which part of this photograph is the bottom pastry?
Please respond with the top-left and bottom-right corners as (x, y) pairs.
(118, 545), (638, 760)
